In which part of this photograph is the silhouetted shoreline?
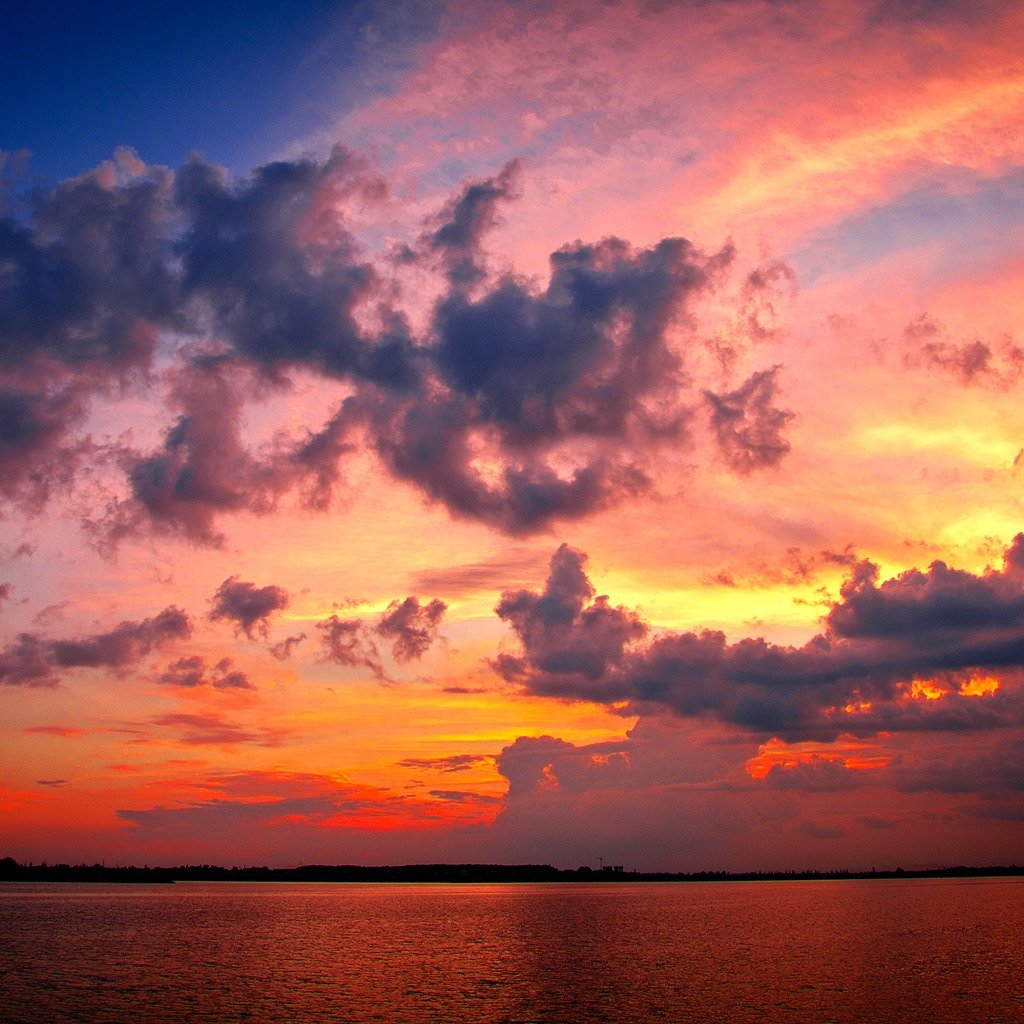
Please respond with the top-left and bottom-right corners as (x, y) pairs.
(2, 857), (1021, 885)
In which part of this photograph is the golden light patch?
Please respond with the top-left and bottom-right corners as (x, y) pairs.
(745, 736), (891, 779)
(961, 674), (1000, 697)
(909, 679), (945, 701)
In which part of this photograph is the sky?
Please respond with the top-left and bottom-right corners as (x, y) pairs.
(1, 0), (1023, 872)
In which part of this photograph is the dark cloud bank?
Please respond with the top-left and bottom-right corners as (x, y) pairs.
(0, 150), (791, 542)
(0, 606), (190, 686)
(495, 538), (1024, 740)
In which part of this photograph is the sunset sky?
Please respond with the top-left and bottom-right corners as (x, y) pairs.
(2, 0), (1023, 871)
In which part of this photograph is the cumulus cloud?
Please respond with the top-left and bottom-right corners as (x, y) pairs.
(495, 543), (647, 684)
(705, 366), (794, 474)
(316, 614), (385, 678)
(496, 540), (1024, 739)
(375, 596), (446, 661)
(1, 148), (763, 538)
(159, 655), (255, 691)
(0, 606), (191, 687)
(317, 595), (448, 677)
(419, 160), (522, 286)
(209, 575), (290, 639)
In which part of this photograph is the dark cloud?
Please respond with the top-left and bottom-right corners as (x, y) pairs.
(496, 540), (1024, 739)
(358, 232), (733, 535)
(797, 819), (846, 840)
(705, 366), (793, 473)
(102, 358), (293, 546)
(24, 724), (85, 737)
(316, 595), (449, 677)
(209, 575), (290, 639)
(376, 596), (446, 661)
(36, 779), (69, 788)
(364, 389), (651, 534)
(765, 758), (865, 792)
(902, 313), (1023, 386)
(1, 150), (755, 539)
(855, 815), (898, 830)
(269, 633), (307, 660)
(6, 656), (75, 694)
(428, 790), (501, 804)
(0, 157), (178, 372)
(495, 543), (647, 683)
(159, 655), (255, 691)
(316, 614), (385, 679)
(0, 382), (88, 508)
(433, 236), (718, 444)
(49, 607), (191, 668)
(421, 160), (522, 286)
(0, 606), (190, 686)
(174, 148), (411, 386)
(397, 753), (492, 773)
(826, 555), (1024, 641)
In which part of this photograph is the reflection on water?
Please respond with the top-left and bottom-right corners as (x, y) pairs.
(1, 879), (1022, 1023)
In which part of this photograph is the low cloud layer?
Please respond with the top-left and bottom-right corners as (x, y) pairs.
(495, 541), (1024, 739)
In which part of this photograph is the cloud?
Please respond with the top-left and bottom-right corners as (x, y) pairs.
(24, 724), (85, 738)
(409, 550), (547, 598)
(173, 148), (407, 386)
(316, 614), (385, 679)
(375, 596), (446, 661)
(0, 606), (191, 687)
(151, 712), (279, 746)
(316, 595), (449, 677)
(101, 357), (292, 546)
(0, 383), (88, 508)
(798, 819), (846, 840)
(35, 779), (70, 788)
(494, 543), (647, 683)
(159, 655), (255, 691)
(352, 228), (733, 535)
(2, 144), (756, 539)
(704, 366), (794, 474)
(419, 159), (522, 286)
(428, 790), (501, 804)
(0, 158), (177, 373)
(269, 633), (307, 660)
(209, 575), (290, 639)
(496, 540), (1024, 739)
(902, 313), (1023, 386)
(397, 753), (493, 773)
(115, 769), (487, 842)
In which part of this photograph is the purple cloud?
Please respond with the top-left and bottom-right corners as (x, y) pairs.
(209, 575), (290, 639)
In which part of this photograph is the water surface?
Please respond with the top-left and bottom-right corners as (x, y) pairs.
(2, 878), (1022, 1023)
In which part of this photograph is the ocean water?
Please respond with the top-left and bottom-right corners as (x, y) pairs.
(1, 878), (1022, 1023)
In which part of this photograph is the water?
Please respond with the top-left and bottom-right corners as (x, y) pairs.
(1, 878), (1022, 1023)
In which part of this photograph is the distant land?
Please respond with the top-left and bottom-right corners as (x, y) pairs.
(2, 858), (1022, 885)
